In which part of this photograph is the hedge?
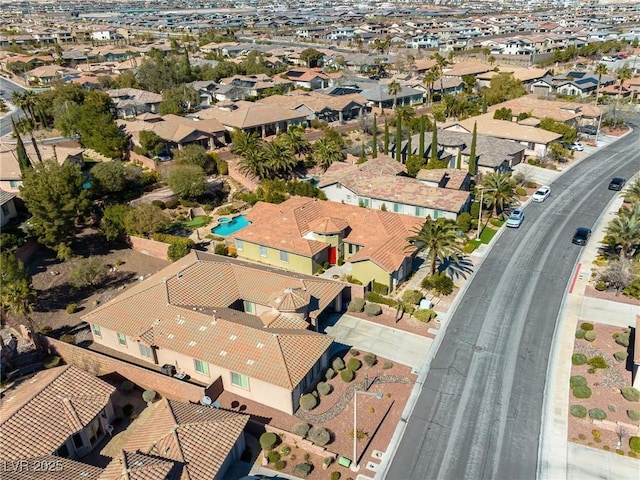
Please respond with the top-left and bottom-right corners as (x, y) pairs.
(575, 329), (586, 339)
(589, 408), (607, 420)
(402, 290), (423, 305)
(340, 368), (354, 382)
(293, 423), (310, 438)
(151, 233), (195, 261)
(260, 432), (279, 450)
(372, 281), (389, 295)
(364, 303), (382, 316)
(414, 308), (437, 323)
(573, 385), (592, 399)
(365, 292), (398, 308)
(347, 298), (365, 312)
(570, 376), (587, 388)
(570, 405), (587, 418)
(580, 322), (594, 331)
(308, 426), (331, 447)
(325, 367), (336, 380)
(614, 351), (628, 362)
(571, 353), (587, 365)
(332, 357), (345, 371)
(317, 381), (331, 396)
(347, 358), (362, 372)
(615, 331), (630, 347)
(631, 437), (640, 453)
(621, 387), (640, 402)
(300, 393), (318, 411)
(294, 463), (313, 478)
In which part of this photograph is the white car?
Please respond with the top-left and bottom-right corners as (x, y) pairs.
(532, 185), (551, 202)
(569, 142), (584, 151)
(506, 209), (525, 228)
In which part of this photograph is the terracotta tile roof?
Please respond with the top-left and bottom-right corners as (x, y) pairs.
(449, 113), (562, 144)
(197, 103), (307, 129)
(118, 114), (225, 144)
(101, 398), (248, 480)
(0, 141), (84, 180)
(83, 253), (341, 390)
(476, 67), (550, 83)
(486, 95), (602, 120)
(238, 197), (424, 274)
(318, 155), (406, 188)
(8, 456), (103, 480)
(443, 61), (494, 77)
(415, 168), (469, 190)
(432, 129), (525, 168)
(257, 90), (367, 113)
(0, 366), (116, 460)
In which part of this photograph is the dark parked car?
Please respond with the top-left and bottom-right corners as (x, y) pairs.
(572, 227), (591, 246)
(608, 177), (626, 191)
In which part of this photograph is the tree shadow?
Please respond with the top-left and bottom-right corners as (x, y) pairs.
(439, 255), (475, 280)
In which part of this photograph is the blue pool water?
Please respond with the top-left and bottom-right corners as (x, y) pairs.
(211, 215), (250, 236)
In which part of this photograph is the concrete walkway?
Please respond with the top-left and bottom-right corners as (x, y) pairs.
(322, 314), (432, 371)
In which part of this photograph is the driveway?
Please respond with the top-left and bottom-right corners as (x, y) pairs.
(322, 314), (432, 371)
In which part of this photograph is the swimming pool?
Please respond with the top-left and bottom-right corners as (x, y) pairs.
(211, 215), (250, 236)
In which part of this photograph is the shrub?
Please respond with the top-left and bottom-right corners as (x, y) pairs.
(584, 331), (596, 342)
(570, 376), (587, 388)
(350, 349), (360, 356)
(365, 292), (398, 308)
(414, 308), (437, 323)
(372, 281), (389, 295)
(382, 361), (393, 370)
(164, 198), (179, 209)
(573, 385), (592, 399)
(595, 281), (607, 291)
(457, 212), (473, 232)
(260, 432), (279, 450)
(122, 404), (135, 417)
(43, 355), (61, 369)
(627, 410), (640, 421)
(589, 408), (607, 420)
(364, 303), (382, 316)
(363, 353), (377, 367)
(121, 380), (134, 392)
(580, 322), (594, 331)
(275, 460), (286, 470)
(515, 187), (527, 196)
(631, 437), (640, 453)
(572, 353), (587, 365)
(615, 331), (630, 347)
(347, 298), (365, 312)
(217, 159), (228, 175)
(347, 358), (362, 371)
(614, 351), (628, 362)
(525, 181), (537, 188)
(402, 289), (423, 305)
(575, 329), (586, 339)
(570, 405), (587, 418)
(587, 356), (607, 369)
(60, 333), (76, 344)
(621, 387), (640, 402)
(331, 472), (341, 480)
(142, 390), (157, 403)
(66, 303), (78, 314)
(293, 463), (313, 478)
(431, 273), (454, 296)
(39, 326), (53, 335)
(308, 426), (331, 446)
(300, 393), (318, 411)
(279, 446), (291, 456)
(151, 199), (166, 209)
(267, 451), (281, 464)
(325, 367), (336, 380)
(214, 243), (228, 255)
(332, 357), (345, 371)
(317, 382), (332, 396)
(340, 368), (354, 382)
(293, 423), (310, 438)
(462, 242), (477, 254)
(608, 404), (616, 413)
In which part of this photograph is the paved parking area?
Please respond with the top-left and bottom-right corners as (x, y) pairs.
(322, 314), (432, 371)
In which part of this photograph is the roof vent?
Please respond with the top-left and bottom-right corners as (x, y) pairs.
(220, 350), (227, 356)
(188, 341), (196, 347)
(247, 359), (254, 365)
(167, 334), (175, 339)
(229, 334), (237, 341)
(256, 342), (264, 349)
(199, 326), (207, 331)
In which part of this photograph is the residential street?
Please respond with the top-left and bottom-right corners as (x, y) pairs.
(384, 126), (640, 480)
(0, 76), (26, 137)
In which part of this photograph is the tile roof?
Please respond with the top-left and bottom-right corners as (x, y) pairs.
(449, 113), (562, 145)
(0, 141), (84, 180)
(257, 90), (367, 113)
(0, 188), (16, 205)
(476, 66), (550, 83)
(7, 456), (103, 480)
(443, 61), (494, 77)
(100, 398), (248, 480)
(238, 197), (424, 274)
(318, 155), (407, 188)
(415, 168), (469, 190)
(0, 366), (115, 460)
(118, 114), (225, 144)
(83, 253), (340, 390)
(486, 95), (602, 120)
(434, 129), (526, 168)
(197, 103), (307, 129)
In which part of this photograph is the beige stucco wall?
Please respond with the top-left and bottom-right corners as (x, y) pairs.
(236, 240), (317, 275)
(351, 261), (392, 291)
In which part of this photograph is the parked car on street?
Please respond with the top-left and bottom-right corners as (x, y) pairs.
(506, 209), (525, 228)
(572, 227), (591, 246)
(608, 177), (626, 191)
(532, 186), (551, 202)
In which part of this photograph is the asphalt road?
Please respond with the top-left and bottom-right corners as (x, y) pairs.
(386, 125), (639, 480)
(0, 77), (27, 137)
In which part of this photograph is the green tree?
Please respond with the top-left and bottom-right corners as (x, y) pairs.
(468, 122), (478, 175)
(100, 204), (132, 242)
(237, 148), (269, 179)
(383, 117), (390, 155)
(263, 140), (298, 178)
(493, 107), (513, 121)
(168, 164), (208, 199)
(312, 138), (344, 171)
(429, 125), (438, 163)
(371, 115), (378, 158)
(387, 80), (402, 109)
(406, 154), (426, 177)
(431, 52), (450, 93)
(231, 129), (262, 158)
(481, 73), (527, 106)
(431, 103), (446, 123)
(604, 213), (640, 259)
(423, 67), (438, 106)
(278, 126), (310, 160)
(547, 142), (570, 163)
(623, 178), (640, 204)
(482, 172), (518, 217)
(91, 161), (127, 195)
(418, 116), (426, 159)
(594, 62), (608, 105)
(539, 117), (577, 143)
(173, 144), (215, 173)
(299, 48), (323, 68)
(12, 117), (32, 175)
(70, 258), (107, 289)
(20, 160), (90, 256)
(407, 217), (461, 276)
(395, 113), (402, 163)
(124, 204), (170, 237)
(158, 86), (201, 115)
(615, 63), (632, 118)
(138, 130), (165, 157)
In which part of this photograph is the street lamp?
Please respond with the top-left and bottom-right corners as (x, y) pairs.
(352, 389), (383, 472)
(476, 185), (485, 240)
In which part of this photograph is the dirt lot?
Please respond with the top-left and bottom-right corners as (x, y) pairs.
(23, 229), (169, 335)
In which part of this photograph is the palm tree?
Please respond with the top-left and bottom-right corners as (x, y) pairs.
(594, 63), (608, 106)
(263, 140), (297, 178)
(230, 129), (262, 157)
(431, 52), (450, 93)
(237, 148), (269, 180)
(482, 172), (518, 217)
(312, 137), (343, 171)
(407, 217), (461, 276)
(423, 67), (438, 106)
(387, 80), (402, 109)
(614, 63), (632, 118)
(604, 214), (640, 258)
(623, 178), (640, 204)
(395, 104), (415, 125)
(278, 126), (310, 160)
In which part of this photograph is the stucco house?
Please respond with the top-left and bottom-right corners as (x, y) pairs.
(0, 189), (17, 227)
(0, 365), (116, 461)
(319, 155), (471, 221)
(106, 88), (163, 118)
(84, 252), (345, 414)
(284, 68), (331, 90)
(234, 196), (425, 292)
(257, 90), (368, 123)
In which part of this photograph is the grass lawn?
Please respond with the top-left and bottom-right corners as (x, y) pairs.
(479, 226), (498, 244)
(182, 216), (211, 228)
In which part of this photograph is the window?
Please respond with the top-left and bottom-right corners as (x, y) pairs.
(415, 206), (426, 217)
(9, 180), (21, 189)
(280, 250), (289, 263)
(244, 300), (255, 314)
(259, 245), (267, 257)
(231, 372), (250, 389)
(139, 343), (153, 358)
(393, 203), (403, 213)
(433, 210), (443, 219)
(72, 433), (84, 449)
(358, 197), (369, 207)
(117, 333), (127, 346)
(92, 324), (101, 337)
(235, 239), (243, 251)
(194, 359), (209, 375)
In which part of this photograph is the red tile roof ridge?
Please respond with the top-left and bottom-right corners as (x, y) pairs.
(61, 396), (84, 433)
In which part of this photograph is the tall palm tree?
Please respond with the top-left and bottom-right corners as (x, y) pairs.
(623, 177), (640, 204)
(604, 214), (640, 258)
(407, 217), (461, 276)
(263, 140), (297, 179)
(394, 104), (415, 124)
(230, 129), (262, 157)
(387, 80), (402, 109)
(431, 52), (450, 93)
(278, 126), (310, 160)
(482, 172), (518, 217)
(423, 67), (438, 106)
(312, 137), (343, 171)
(614, 63), (632, 117)
(237, 148), (269, 180)
(594, 62), (608, 106)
